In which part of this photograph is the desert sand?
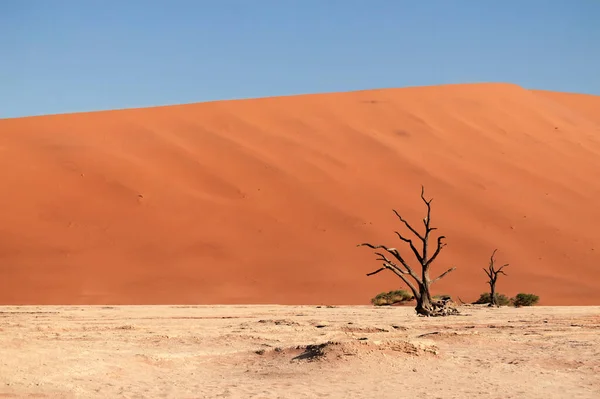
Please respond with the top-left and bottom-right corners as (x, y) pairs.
(1, 83), (600, 305)
(1, 305), (599, 398)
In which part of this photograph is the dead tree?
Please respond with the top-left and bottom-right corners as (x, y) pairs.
(358, 186), (458, 317)
(483, 249), (509, 307)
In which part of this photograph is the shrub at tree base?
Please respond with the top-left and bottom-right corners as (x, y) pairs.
(512, 293), (540, 307)
(473, 292), (539, 307)
(371, 290), (414, 306)
(474, 292), (511, 306)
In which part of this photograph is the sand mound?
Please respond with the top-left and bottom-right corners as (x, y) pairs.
(1, 83), (599, 305)
(255, 338), (439, 363)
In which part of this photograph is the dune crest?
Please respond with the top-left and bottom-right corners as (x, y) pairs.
(1, 83), (599, 305)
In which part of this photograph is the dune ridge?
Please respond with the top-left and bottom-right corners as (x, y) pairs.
(1, 83), (599, 305)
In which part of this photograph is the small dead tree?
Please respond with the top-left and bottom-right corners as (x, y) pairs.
(358, 186), (458, 317)
(483, 249), (509, 307)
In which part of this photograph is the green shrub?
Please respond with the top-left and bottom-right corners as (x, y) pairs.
(371, 289), (414, 306)
(512, 293), (539, 307)
(473, 292), (511, 306)
(432, 294), (452, 301)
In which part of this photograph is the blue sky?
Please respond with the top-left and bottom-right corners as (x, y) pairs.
(2, 1), (599, 118)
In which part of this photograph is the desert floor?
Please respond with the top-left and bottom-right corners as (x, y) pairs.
(1, 305), (599, 398)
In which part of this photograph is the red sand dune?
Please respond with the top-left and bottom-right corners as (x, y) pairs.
(1, 83), (599, 305)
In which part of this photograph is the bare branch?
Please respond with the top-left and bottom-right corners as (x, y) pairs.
(420, 185), (433, 229)
(391, 272), (419, 298)
(358, 243), (400, 259)
(366, 252), (400, 276)
(394, 231), (423, 264)
(374, 252), (407, 275)
(420, 185), (432, 205)
(372, 251), (407, 277)
(358, 243), (420, 281)
(431, 266), (456, 284)
(424, 236), (447, 267)
(490, 248), (498, 263)
(488, 250), (509, 276)
(496, 263), (509, 275)
(392, 210), (424, 241)
(366, 267), (386, 276)
(365, 251), (419, 297)
(483, 267), (493, 279)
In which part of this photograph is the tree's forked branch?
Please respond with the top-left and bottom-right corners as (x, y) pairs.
(366, 252), (400, 276)
(489, 248), (498, 263)
(488, 248), (509, 276)
(357, 243), (419, 280)
(424, 236), (447, 267)
(358, 243), (400, 259)
(496, 263), (509, 276)
(420, 185), (433, 206)
(365, 251), (420, 297)
(394, 231), (423, 264)
(373, 252), (407, 275)
(392, 210), (424, 241)
(483, 267), (493, 279)
(420, 185), (434, 230)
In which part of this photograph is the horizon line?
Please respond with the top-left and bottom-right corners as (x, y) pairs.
(2, 81), (597, 121)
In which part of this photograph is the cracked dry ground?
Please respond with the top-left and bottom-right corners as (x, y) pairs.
(1, 305), (599, 398)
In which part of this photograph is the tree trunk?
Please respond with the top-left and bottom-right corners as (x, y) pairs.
(489, 281), (497, 307)
(415, 285), (434, 316)
(414, 282), (459, 317)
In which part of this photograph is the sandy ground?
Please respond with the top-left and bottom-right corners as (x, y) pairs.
(1, 83), (600, 305)
(1, 305), (599, 398)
